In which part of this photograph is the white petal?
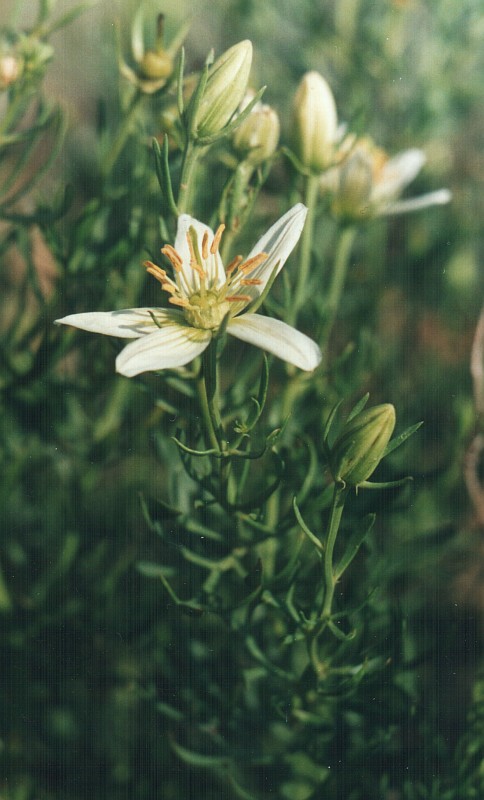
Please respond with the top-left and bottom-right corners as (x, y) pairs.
(55, 308), (185, 338)
(131, 5), (145, 62)
(372, 149), (426, 204)
(381, 188), (452, 215)
(227, 313), (321, 371)
(240, 204), (307, 297)
(116, 323), (211, 377)
(174, 214), (225, 294)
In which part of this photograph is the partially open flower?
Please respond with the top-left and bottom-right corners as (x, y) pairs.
(329, 404), (396, 486)
(292, 71), (339, 173)
(119, 11), (183, 94)
(324, 137), (451, 220)
(56, 205), (322, 377)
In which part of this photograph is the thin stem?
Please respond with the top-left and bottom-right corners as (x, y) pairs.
(320, 482), (347, 620)
(177, 140), (203, 214)
(197, 344), (227, 452)
(196, 362), (222, 454)
(0, 87), (29, 137)
(319, 224), (357, 351)
(0, 560), (12, 613)
(288, 172), (320, 325)
(102, 89), (144, 178)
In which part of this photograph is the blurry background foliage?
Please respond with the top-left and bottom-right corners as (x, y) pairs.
(1, 0), (484, 798)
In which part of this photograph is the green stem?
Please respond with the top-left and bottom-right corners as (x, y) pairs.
(320, 482), (347, 620)
(289, 173), (319, 325)
(177, 139), (204, 214)
(102, 89), (144, 178)
(319, 224), (357, 351)
(219, 161), (254, 261)
(196, 344), (224, 454)
(0, 559), (12, 613)
(0, 87), (29, 138)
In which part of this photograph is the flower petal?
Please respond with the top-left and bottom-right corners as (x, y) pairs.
(116, 323), (211, 377)
(242, 203), (307, 292)
(381, 188), (452, 216)
(372, 148), (426, 204)
(55, 308), (185, 338)
(227, 313), (321, 371)
(174, 214), (225, 294)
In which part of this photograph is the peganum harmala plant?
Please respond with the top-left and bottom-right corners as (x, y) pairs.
(1, 3), (469, 799)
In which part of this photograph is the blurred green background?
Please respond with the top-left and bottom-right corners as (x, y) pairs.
(1, 1), (484, 798)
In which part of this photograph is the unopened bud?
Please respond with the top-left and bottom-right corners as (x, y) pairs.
(330, 404), (396, 486)
(233, 101), (280, 164)
(0, 54), (22, 89)
(292, 71), (338, 172)
(194, 40), (253, 138)
(139, 49), (173, 80)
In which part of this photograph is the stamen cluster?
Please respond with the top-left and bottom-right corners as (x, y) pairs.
(144, 223), (268, 330)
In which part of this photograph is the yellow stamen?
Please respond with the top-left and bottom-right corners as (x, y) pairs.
(239, 252), (269, 275)
(227, 294), (251, 303)
(225, 255), (243, 275)
(161, 245), (183, 272)
(145, 262), (169, 285)
(210, 223), (225, 255)
(169, 296), (190, 307)
(161, 283), (177, 295)
(201, 231), (209, 260)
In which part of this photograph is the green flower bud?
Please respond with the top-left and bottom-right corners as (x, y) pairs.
(194, 40), (253, 138)
(232, 99), (280, 164)
(292, 71), (338, 173)
(330, 404), (396, 486)
(139, 49), (173, 80)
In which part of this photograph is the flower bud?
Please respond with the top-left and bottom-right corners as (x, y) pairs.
(292, 71), (338, 172)
(139, 49), (173, 80)
(0, 54), (22, 89)
(232, 100), (280, 164)
(330, 404), (396, 486)
(331, 148), (373, 220)
(194, 40), (253, 138)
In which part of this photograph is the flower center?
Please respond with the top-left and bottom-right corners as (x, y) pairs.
(183, 291), (231, 330)
(143, 223), (268, 331)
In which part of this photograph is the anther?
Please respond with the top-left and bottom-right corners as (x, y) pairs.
(210, 223), (225, 255)
(145, 261), (169, 285)
(161, 245), (183, 272)
(227, 294), (251, 303)
(239, 252), (269, 275)
(169, 296), (190, 307)
(241, 278), (262, 285)
(201, 231), (209, 260)
(225, 255), (243, 275)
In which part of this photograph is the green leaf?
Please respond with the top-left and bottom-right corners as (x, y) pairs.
(346, 392), (370, 423)
(334, 514), (375, 579)
(136, 561), (176, 579)
(293, 497), (324, 553)
(383, 420), (423, 457)
(170, 738), (230, 768)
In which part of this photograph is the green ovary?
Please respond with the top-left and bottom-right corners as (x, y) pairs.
(183, 292), (231, 330)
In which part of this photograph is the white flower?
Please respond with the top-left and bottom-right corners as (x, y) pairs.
(55, 205), (322, 378)
(323, 138), (451, 220)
